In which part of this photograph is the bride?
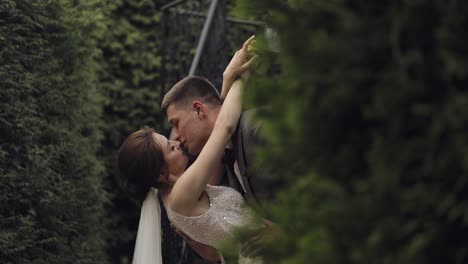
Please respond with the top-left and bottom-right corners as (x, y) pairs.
(118, 36), (263, 263)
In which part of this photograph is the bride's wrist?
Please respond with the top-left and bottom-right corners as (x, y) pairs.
(233, 77), (245, 86)
(223, 74), (236, 85)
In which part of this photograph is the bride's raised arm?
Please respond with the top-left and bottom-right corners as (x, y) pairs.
(221, 36), (256, 100)
(168, 36), (256, 213)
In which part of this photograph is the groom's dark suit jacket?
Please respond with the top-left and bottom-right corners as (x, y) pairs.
(225, 108), (282, 203)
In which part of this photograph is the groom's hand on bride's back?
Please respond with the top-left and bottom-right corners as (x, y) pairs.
(171, 223), (221, 263)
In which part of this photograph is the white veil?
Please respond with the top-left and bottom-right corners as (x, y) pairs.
(133, 187), (162, 264)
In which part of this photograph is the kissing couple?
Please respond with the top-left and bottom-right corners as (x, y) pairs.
(118, 36), (280, 263)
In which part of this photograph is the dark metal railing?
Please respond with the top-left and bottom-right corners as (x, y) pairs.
(160, 0), (263, 93)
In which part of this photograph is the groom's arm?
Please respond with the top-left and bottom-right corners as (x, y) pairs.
(172, 224), (221, 262)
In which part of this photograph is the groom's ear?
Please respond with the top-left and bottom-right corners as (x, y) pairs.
(191, 101), (204, 118)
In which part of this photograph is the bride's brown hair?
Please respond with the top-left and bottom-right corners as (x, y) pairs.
(118, 127), (167, 201)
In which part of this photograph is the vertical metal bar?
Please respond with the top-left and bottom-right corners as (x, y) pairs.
(188, 0), (219, 76)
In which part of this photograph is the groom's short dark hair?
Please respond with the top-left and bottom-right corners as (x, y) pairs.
(161, 76), (222, 113)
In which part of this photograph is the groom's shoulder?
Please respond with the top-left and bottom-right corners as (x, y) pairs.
(239, 106), (270, 130)
(237, 107), (270, 149)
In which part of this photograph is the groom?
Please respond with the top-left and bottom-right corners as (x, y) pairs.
(161, 74), (279, 262)
(161, 75), (276, 202)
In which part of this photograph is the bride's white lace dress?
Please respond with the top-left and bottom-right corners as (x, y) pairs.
(167, 185), (261, 263)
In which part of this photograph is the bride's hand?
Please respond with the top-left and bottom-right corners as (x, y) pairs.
(221, 36), (258, 100)
(223, 35), (258, 83)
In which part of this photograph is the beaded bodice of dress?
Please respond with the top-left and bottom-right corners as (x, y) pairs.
(167, 185), (252, 248)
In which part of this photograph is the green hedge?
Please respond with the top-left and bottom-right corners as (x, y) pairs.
(94, 0), (169, 261)
(0, 0), (107, 263)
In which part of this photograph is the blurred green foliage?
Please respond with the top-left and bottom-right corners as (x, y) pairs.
(236, 0), (468, 263)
